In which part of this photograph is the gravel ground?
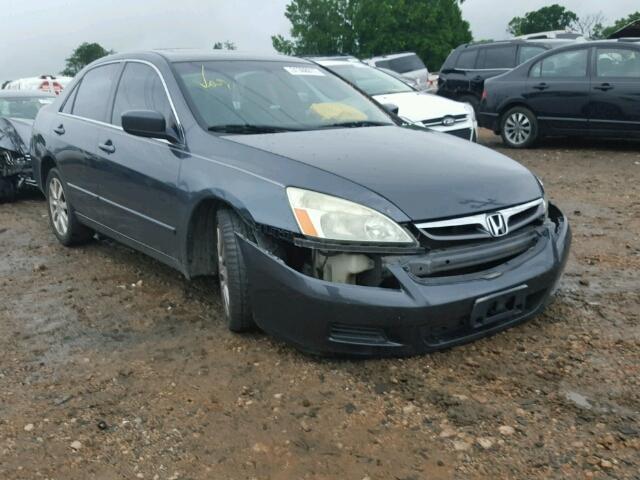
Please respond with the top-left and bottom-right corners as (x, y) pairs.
(0, 130), (639, 480)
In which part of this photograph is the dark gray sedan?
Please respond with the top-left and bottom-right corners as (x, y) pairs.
(31, 50), (570, 356)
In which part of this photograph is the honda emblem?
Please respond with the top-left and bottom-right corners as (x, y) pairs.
(486, 213), (508, 237)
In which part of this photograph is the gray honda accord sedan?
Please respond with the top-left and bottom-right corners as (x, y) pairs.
(30, 50), (571, 356)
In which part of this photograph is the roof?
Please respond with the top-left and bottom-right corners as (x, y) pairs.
(100, 49), (305, 64)
(0, 90), (56, 98)
(608, 19), (640, 39)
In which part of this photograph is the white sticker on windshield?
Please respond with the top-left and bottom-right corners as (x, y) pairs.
(284, 66), (326, 76)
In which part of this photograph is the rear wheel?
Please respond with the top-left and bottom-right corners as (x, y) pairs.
(216, 208), (255, 332)
(501, 106), (538, 148)
(46, 168), (93, 246)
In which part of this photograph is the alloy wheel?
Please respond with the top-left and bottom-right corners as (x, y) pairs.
(216, 226), (230, 316)
(504, 112), (532, 146)
(49, 177), (69, 236)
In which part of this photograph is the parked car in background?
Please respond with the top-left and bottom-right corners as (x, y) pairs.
(363, 52), (430, 91)
(313, 57), (477, 141)
(438, 38), (581, 112)
(0, 91), (55, 201)
(379, 67), (439, 93)
(478, 40), (640, 148)
(3, 75), (73, 95)
(31, 50), (570, 357)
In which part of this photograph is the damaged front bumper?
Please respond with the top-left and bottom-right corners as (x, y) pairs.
(238, 204), (571, 357)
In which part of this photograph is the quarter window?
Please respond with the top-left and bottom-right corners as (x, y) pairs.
(112, 62), (174, 127)
(596, 48), (640, 78)
(530, 49), (588, 78)
(72, 63), (120, 121)
(456, 49), (478, 69)
(478, 46), (516, 69)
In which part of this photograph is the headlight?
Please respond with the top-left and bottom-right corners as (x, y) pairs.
(463, 102), (476, 122)
(287, 187), (415, 244)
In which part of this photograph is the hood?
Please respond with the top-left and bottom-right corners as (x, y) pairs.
(224, 126), (542, 221)
(0, 117), (33, 154)
(373, 91), (468, 123)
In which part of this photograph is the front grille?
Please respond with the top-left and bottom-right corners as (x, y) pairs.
(422, 114), (468, 127)
(446, 128), (472, 140)
(415, 198), (546, 243)
(329, 324), (390, 346)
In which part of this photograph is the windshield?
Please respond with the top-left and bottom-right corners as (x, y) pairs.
(327, 63), (413, 96)
(173, 61), (395, 133)
(0, 96), (54, 120)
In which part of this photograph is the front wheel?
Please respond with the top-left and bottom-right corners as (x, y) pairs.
(216, 208), (255, 332)
(46, 168), (93, 246)
(500, 106), (538, 148)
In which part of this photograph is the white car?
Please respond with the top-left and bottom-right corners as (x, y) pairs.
(3, 75), (73, 95)
(363, 52), (430, 91)
(314, 58), (478, 142)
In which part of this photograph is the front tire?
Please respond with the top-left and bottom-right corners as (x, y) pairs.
(46, 168), (93, 246)
(501, 106), (538, 148)
(216, 208), (255, 332)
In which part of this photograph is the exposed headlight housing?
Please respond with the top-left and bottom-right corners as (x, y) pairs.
(287, 187), (415, 244)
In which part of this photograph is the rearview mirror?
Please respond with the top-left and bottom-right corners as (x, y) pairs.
(122, 110), (177, 143)
(382, 103), (400, 115)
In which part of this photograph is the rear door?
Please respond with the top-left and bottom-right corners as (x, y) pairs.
(56, 63), (121, 214)
(525, 47), (591, 132)
(95, 61), (184, 259)
(588, 46), (640, 136)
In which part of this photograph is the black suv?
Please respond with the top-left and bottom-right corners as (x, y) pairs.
(437, 39), (576, 111)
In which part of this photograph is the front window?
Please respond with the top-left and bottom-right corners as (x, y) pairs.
(596, 48), (640, 78)
(173, 61), (394, 133)
(328, 63), (413, 96)
(0, 96), (54, 119)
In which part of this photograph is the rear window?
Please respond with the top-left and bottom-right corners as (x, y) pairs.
(72, 63), (120, 122)
(478, 45), (516, 69)
(383, 54), (426, 74)
(456, 49), (478, 69)
(518, 46), (546, 64)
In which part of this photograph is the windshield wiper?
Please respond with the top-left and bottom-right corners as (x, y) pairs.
(207, 124), (301, 134)
(318, 120), (391, 129)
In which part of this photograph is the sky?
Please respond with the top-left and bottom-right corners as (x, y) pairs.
(1, 0), (638, 81)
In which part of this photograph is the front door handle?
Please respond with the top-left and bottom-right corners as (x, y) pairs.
(98, 140), (116, 154)
(533, 82), (549, 91)
(594, 83), (613, 91)
(53, 124), (65, 135)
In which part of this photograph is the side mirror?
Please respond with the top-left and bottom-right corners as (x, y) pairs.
(382, 103), (400, 115)
(122, 110), (178, 143)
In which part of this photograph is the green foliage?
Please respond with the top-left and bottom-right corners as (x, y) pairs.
(213, 41), (237, 50)
(61, 42), (113, 76)
(272, 0), (471, 70)
(592, 11), (640, 39)
(507, 4), (578, 36)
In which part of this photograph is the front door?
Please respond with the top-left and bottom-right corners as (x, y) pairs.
(588, 46), (640, 136)
(525, 47), (591, 133)
(96, 61), (184, 260)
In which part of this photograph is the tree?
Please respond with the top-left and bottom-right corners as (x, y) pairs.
(213, 41), (237, 50)
(272, 0), (471, 71)
(61, 42), (113, 76)
(571, 12), (606, 38)
(592, 11), (640, 39)
(507, 4), (578, 36)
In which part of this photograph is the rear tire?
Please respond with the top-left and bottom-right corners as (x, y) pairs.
(46, 168), (93, 246)
(500, 106), (538, 149)
(216, 208), (255, 332)
(0, 177), (17, 203)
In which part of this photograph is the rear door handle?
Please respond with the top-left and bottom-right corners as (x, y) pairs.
(53, 124), (65, 135)
(533, 82), (549, 91)
(594, 83), (613, 91)
(98, 140), (116, 154)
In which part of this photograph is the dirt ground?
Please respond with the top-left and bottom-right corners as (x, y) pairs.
(1, 130), (639, 480)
